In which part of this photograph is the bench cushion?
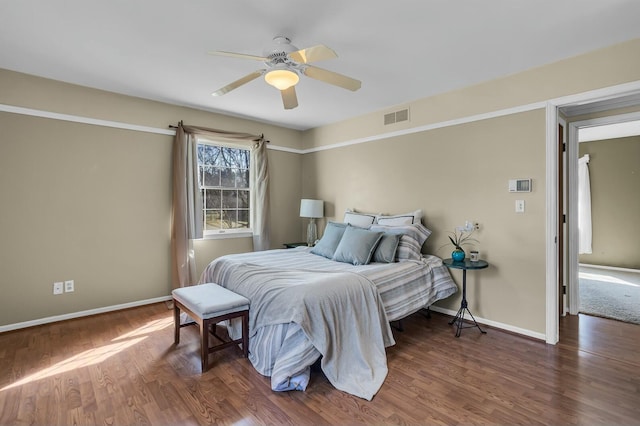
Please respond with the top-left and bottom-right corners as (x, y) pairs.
(172, 283), (249, 318)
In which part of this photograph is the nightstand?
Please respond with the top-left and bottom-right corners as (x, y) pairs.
(283, 242), (308, 249)
(443, 258), (489, 337)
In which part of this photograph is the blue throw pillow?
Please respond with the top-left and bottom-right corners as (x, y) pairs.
(371, 233), (401, 263)
(310, 222), (349, 259)
(332, 226), (383, 266)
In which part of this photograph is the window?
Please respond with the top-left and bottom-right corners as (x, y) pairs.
(197, 141), (251, 236)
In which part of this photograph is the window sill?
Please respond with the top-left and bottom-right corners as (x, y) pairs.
(201, 231), (253, 240)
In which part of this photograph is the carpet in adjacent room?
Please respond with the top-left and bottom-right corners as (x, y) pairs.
(579, 266), (640, 325)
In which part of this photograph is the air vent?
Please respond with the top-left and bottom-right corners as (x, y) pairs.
(508, 178), (532, 192)
(384, 108), (410, 125)
(384, 112), (396, 125)
(395, 109), (409, 122)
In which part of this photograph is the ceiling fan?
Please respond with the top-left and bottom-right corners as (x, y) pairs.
(209, 36), (361, 110)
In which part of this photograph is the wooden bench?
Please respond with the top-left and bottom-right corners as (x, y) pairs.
(172, 283), (249, 372)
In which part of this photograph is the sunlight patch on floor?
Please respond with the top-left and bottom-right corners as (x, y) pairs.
(579, 271), (639, 287)
(1, 337), (146, 391)
(1, 316), (173, 391)
(112, 317), (173, 341)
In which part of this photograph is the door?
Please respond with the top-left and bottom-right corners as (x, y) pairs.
(558, 122), (565, 316)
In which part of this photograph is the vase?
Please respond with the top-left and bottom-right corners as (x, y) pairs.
(452, 249), (465, 262)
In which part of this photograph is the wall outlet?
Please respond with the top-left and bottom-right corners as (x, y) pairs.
(53, 282), (64, 295)
(64, 280), (75, 293)
(515, 199), (525, 213)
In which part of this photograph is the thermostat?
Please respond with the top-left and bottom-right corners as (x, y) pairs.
(509, 178), (532, 193)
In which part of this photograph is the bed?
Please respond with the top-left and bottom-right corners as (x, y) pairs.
(198, 219), (458, 400)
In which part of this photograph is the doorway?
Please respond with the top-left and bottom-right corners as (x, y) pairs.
(544, 88), (640, 344)
(561, 109), (640, 323)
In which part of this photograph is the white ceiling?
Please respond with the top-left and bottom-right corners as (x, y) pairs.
(579, 120), (640, 142)
(2, 1), (640, 131)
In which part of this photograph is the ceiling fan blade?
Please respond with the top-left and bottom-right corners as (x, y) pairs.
(289, 44), (337, 64)
(281, 86), (298, 110)
(209, 50), (268, 61)
(303, 65), (361, 91)
(212, 70), (264, 96)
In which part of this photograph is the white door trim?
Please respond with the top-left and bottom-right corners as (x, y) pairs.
(545, 103), (560, 344)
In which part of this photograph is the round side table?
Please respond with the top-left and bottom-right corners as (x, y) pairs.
(443, 258), (489, 337)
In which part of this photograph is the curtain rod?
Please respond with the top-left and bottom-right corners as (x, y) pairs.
(168, 124), (268, 142)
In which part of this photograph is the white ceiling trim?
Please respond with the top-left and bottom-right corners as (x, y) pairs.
(301, 102), (547, 154)
(0, 104), (176, 136)
(3, 78), (640, 154)
(302, 79), (640, 154)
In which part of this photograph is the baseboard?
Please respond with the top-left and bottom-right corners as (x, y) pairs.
(2, 296), (549, 341)
(0, 295), (173, 333)
(429, 306), (546, 341)
(579, 263), (640, 274)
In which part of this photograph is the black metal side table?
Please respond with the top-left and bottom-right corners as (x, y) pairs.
(283, 242), (308, 249)
(443, 258), (489, 337)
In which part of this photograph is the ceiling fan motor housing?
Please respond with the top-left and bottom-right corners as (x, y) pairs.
(263, 36), (300, 68)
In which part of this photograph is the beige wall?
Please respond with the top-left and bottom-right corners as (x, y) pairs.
(2, 36), (640, 335)
(0, 69), (303, 326)
(578, 136), (640, 269)
(304, 110), (548, 332)
(302, 38), (640, 335)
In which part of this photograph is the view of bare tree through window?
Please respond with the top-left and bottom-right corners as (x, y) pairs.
(197, 143), (250, 233)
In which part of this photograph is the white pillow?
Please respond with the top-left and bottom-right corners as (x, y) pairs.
(343, 209), (378, 228)
(376, 209), (423, 226)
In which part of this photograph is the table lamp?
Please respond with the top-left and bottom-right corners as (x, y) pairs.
(300, 199), (324, 246)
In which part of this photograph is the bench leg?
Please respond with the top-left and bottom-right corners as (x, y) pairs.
(242, 311), (249, 358)
(201, 318), (210, 372)
(173, 301), (180, 344)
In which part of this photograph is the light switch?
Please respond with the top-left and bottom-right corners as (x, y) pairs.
(515, 200), (525, 213)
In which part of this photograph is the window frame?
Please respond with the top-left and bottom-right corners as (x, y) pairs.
(197, 138), (253, 240)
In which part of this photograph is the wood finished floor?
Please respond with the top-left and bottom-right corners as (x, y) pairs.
(1, 303), (639, 425)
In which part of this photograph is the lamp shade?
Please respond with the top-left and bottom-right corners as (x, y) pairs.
(300, 199), (324, 218)
(264, 69), (299, 90)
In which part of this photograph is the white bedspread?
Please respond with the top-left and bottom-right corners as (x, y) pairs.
(206, 261), (394, 400)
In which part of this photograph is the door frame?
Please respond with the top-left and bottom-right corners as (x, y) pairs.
(544, 80), (640, 344)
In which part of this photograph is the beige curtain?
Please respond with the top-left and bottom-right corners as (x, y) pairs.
(251, 139), (270, 251)
(171, 122), (268, 289)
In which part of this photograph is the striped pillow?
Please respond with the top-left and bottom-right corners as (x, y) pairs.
(369, 223), (432, 261)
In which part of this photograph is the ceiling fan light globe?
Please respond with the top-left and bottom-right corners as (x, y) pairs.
(264, 69), (299, 90)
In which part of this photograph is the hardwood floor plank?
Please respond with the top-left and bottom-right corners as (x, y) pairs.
(1, 303), (640, 425)
(0, 387), (20, 425)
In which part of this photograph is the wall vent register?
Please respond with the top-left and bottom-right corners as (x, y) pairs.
(384, 108), (409, 125)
